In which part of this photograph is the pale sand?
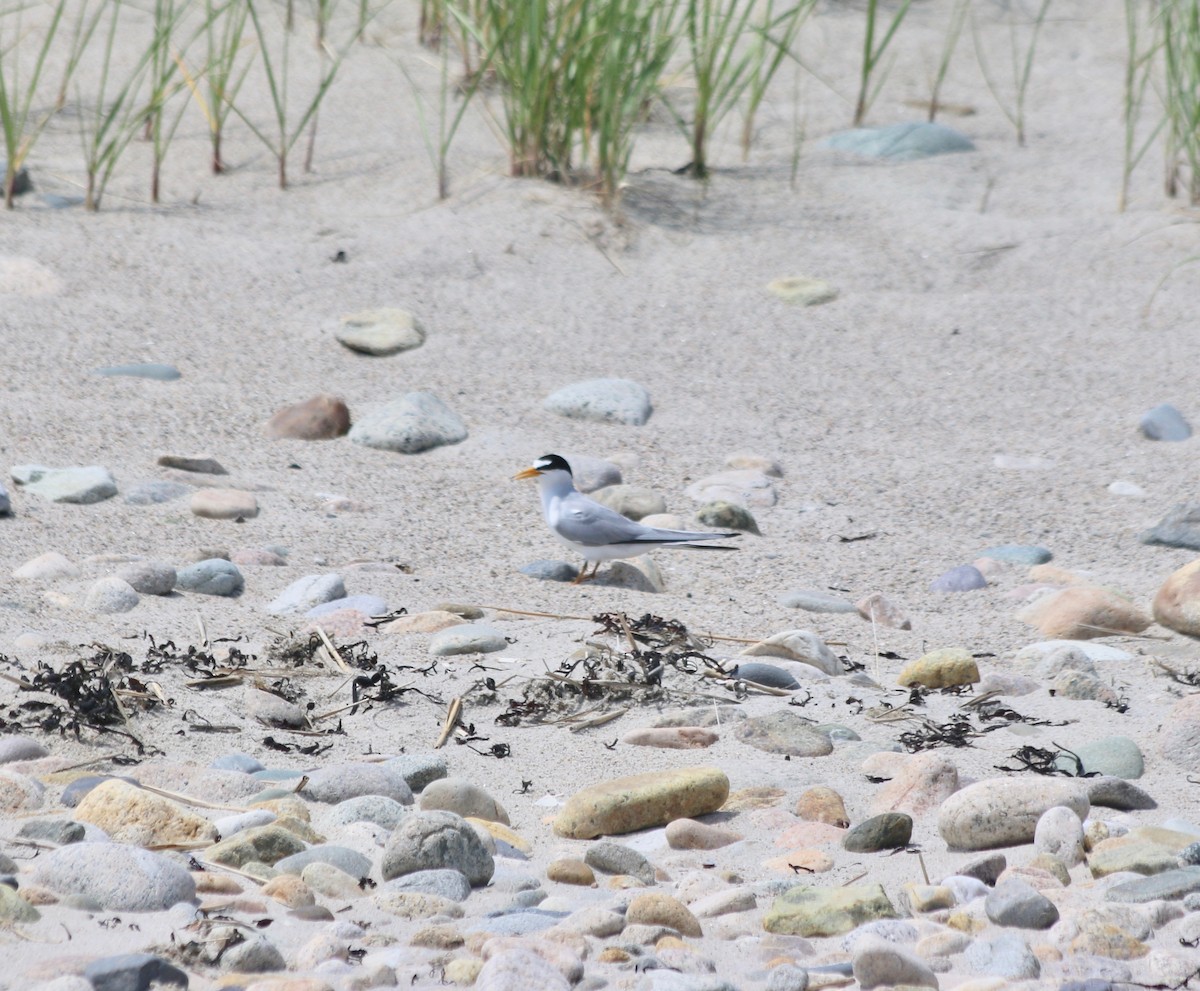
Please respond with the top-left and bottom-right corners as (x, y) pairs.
(2, 0), (1200, 986)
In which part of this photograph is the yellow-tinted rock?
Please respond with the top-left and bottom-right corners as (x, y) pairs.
(444, 958), (483, 986)
(722, 786), (785, 811)
(554, 767), (729, 839)
(627, 892), (703, 937)
(795, 786), (848, 827)
(546, 859), (595, 886)
(74, 779), (218, 846)
(1153, 558), (1200, 635)
(467, 817), (531, 855)
(897, 648), (979, 688)
(262, 874), (315, 908)
(381, 610), (465, 634)
(1018, 586), (1150, 639)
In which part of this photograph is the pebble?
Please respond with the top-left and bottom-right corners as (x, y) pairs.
(349, 391), (467, 453)
(84, 576), (139, 614)
(13, 464), (117, 503)
(622, 727), (719, 749)
(763, 884), (898, 936)
(0, 481), (9, 515)
(275, 845), (371, 878)
(938, 778), (1089, 850)
(856, 592), (911, 629)
(765, 964), (810, 991)
(1086, 776), (1156, 810)
(266, 394), (351, 440)
(843, 813), (912, 852)
(1155, 694), (1200, 769)
(175, 558), (244, 596)
(115, 561), (176, 595)
(1058, 737), (1144, 779)
(1017, 586), (1150, 639)
(266, 573), (346, 615)
(823, 121), (974, 159)
(796, 786), (849, 827)
(897, 647), (979, 688)
(778, 589), (858, 613)
(627, 892), (703, 937)
(962, 931), (1040, 979)
(1106, 866), (1200, 903)
(157, 452), (227, 474)
(695, 500), (760, 534)
(591, 484), (666, 519)
(1144, 502), (1200, 550)
(1139, 402), (1191, 440)
(851, 934), (938, 989)
(546, 859), (595, 885)
(29, 844), (194, 910)
(420, 777), (509, 823)
(1152, 557), (1200, 634)
(739, 629), (841, 676)
(302, 763), (412, 805)
(74, 778), (216, 845)
(767, 275), (838, 305)
(584, 841), (656, 884)
(665, 818), (743, 850)
(336, 307), (425, 355)
(733, 711), (834, 757)
(979, 544), (1052, 565)
(13, 551), (81, 580)
(380, 609), (464, 633)
(554, 767), (729, 839)
(728, 661), (799, 690)
(520, 560), (579, 582)
(684, 470), (777, 508)
(429, 623), (509, 656)
(384, 753), (449, 792)
(1034, 806), (1085, 866)
(84, 953), (189, 991)
(1108, 479), (1147, 497)
(870, 754), (959, 816)
(191, 487), (259, 519)
(930, 564), (987, 592)
(543, 378), (652, 425)
(476, 948), (569, 991)
(123, 480), (192, 504)
(381, 811), (495, 886)
(0, 736), (49, 763)
(984, 877), (1059, 928)
(93, 362), (181, 380)
(387, 868), (472, 902)
(306, 593), (387, 619)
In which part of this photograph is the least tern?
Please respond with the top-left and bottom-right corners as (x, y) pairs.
(514, 453), (740, 583)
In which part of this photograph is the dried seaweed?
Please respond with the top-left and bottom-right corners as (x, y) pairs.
(994, 743), (1099, 777)
(897, 714), (980, 752)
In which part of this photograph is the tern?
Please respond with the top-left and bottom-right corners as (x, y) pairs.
(514, 453), (740, 584)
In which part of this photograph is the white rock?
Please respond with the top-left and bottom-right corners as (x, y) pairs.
(1034, 805), (1085, 866)
(740, 630), (841, 676)
(938, 779), (1089, 851)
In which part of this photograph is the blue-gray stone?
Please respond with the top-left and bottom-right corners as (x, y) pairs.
(1055, 737), (1144, 780)
(209, 753), (264, 774)
(18, 818), (84, 845)
(381, 810), (495, 886)
(60, 775), (139, 807)
(767, 964), (812, 991)
(3, 164), (32, 197)
(778, 589), (858, 613)
(429, 623), (509, 656)
(124, 480), (192, 505)
(733, 661), (800, 690)
(1183, 842), (1200, 866)
(94, 363), (182, 381)
(300, 762), (413, 805)
(585, 841), (655, 884)
(1060, 983), (1115, 991)
(0, 482), (10, 516)
(842, 813), (913, 852)
(822, 121), (974, 160)
(320, 794), (412, 830)
(15, 464), (117, 504)
(0, 736), (48, 762)
(1140, 403), (1192, 441)
(348, 391), (467, 453)
(1140, 502), (1200, 550)
(963, 931), (1040, 979)
(306, 593), (388, 618)
(1104, 866), (1200, 902)
(520, 559), (580, 582)
(985, 877), (1059, 929)
(930, 564), (987, 593)
(275, 845), (371, 879)
(266, 573), (345, 615)
(384, 868), (471, 902)
(979, 544), (1052, 565)
(29, 844), (195, 910)
(84, 953), (188, 991)
(384, 753), (448, 793)
(1086, 776), (1156, 811)
(175, 558), (244, 597)
(543, 378), (653, 426)
(463, 908), (568, 935)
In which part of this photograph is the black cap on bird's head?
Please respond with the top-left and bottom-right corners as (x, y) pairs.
(514, 453), (572, 480)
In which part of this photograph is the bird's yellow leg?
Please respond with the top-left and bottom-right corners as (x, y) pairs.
(573, 561), (600, 584)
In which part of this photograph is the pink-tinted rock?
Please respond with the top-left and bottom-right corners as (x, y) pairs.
(795, 786), (849, 828)
(1018, 586), (1150, 639)
(191, 488), (259, 520)
(856, 593), (912, 630)
(775, 821), (847, 848)
(266, 394), (351, 441)
(870, 754), (959, 816)
(231, 548), (287, 566)
(1153, 558), (1200, 636)
(665, 818), (743, 850)
(621, 727), (718, 749)
(301, 609), (369, 637)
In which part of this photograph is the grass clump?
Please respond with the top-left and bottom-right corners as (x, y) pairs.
(853, 0), (913, 126)
(1161, 0), (1200, 203)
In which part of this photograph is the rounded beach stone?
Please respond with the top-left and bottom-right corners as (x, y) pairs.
(851, 933), (938, 989)
(733, 711), (833, 757)
(476, 948), (569, 991)
(300, 763), (412, 805)
(115, 561), (176, 596)
(1017, 586), (1150, 639)
(429, 624), (508, 656)
(695, 500), (760, 534)
(1034, 806), (1085, 866)
(684, 469), (777, 507)
(13, 551), (80, 580)
(1153, 558), (1200, 635)
(779, 589), (858, 613)
(796, 786), (849, 827)
(190, 488), (258, 520)
(386, 868), (471, 902)
(626, 892), (702, 937)
(870, 754), (958, 816)
(740, 630), (840, 676)
(763, 884), (898, 937)
(897, 648), (979, 688)
(0, 736), (48, 763)
(174, 558), (244, 596)
(381, 810), (495, 886)
(266, 393), (351, 440)
(266, 573), (346, 615)
(1140, 403), (1191, 441)
(543, 378), (652, 425)
(349, 391), (467, 453)
(665, 818), (742, 850)
(18, 465), (117, 504)
(74, 779), (217, 846)
(84, 576), (139, 614)
(856, 592), (911, 630)
(843, 813), (913, 852)
(384, 753), (449, 793)
(29, 844), (194, 911)
(547, 859), (595, 886)
(621, 727), (719, 749)
(1155, 694), (1200, 770)
(984, 877), (1060, 929)
(929, 564), (987, 593)
(767, 275), (837, 305)
(823, 121), (974, 159)
(420, 778), (509, 824)
(554, 766), (729, 839)
(590, 484), (665, 520)
(83, 954), (189, 991)
(336, 307), (425, 355)
(938, 779), (1089, 850)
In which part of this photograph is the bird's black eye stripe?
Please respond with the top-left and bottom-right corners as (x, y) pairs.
(536, 454), (572, 473)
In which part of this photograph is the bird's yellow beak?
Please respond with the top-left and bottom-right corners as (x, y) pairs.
(513, 466), (541, 481)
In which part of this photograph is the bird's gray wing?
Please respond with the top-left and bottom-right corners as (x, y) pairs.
(554, 494), (659, 547)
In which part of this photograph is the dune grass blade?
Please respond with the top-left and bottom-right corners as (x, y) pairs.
(1161, 0), (1200, 202)
(1119, 0), (1163, 211)
(199, 0), (253, 174)
(740, 0), (813, 160)
(853, 0), (912, 126)
(928, 0), (969, 122)
(972, 0), (1051, 146)
(78, 0), (158, 210)
(0, 0), (69, 207)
